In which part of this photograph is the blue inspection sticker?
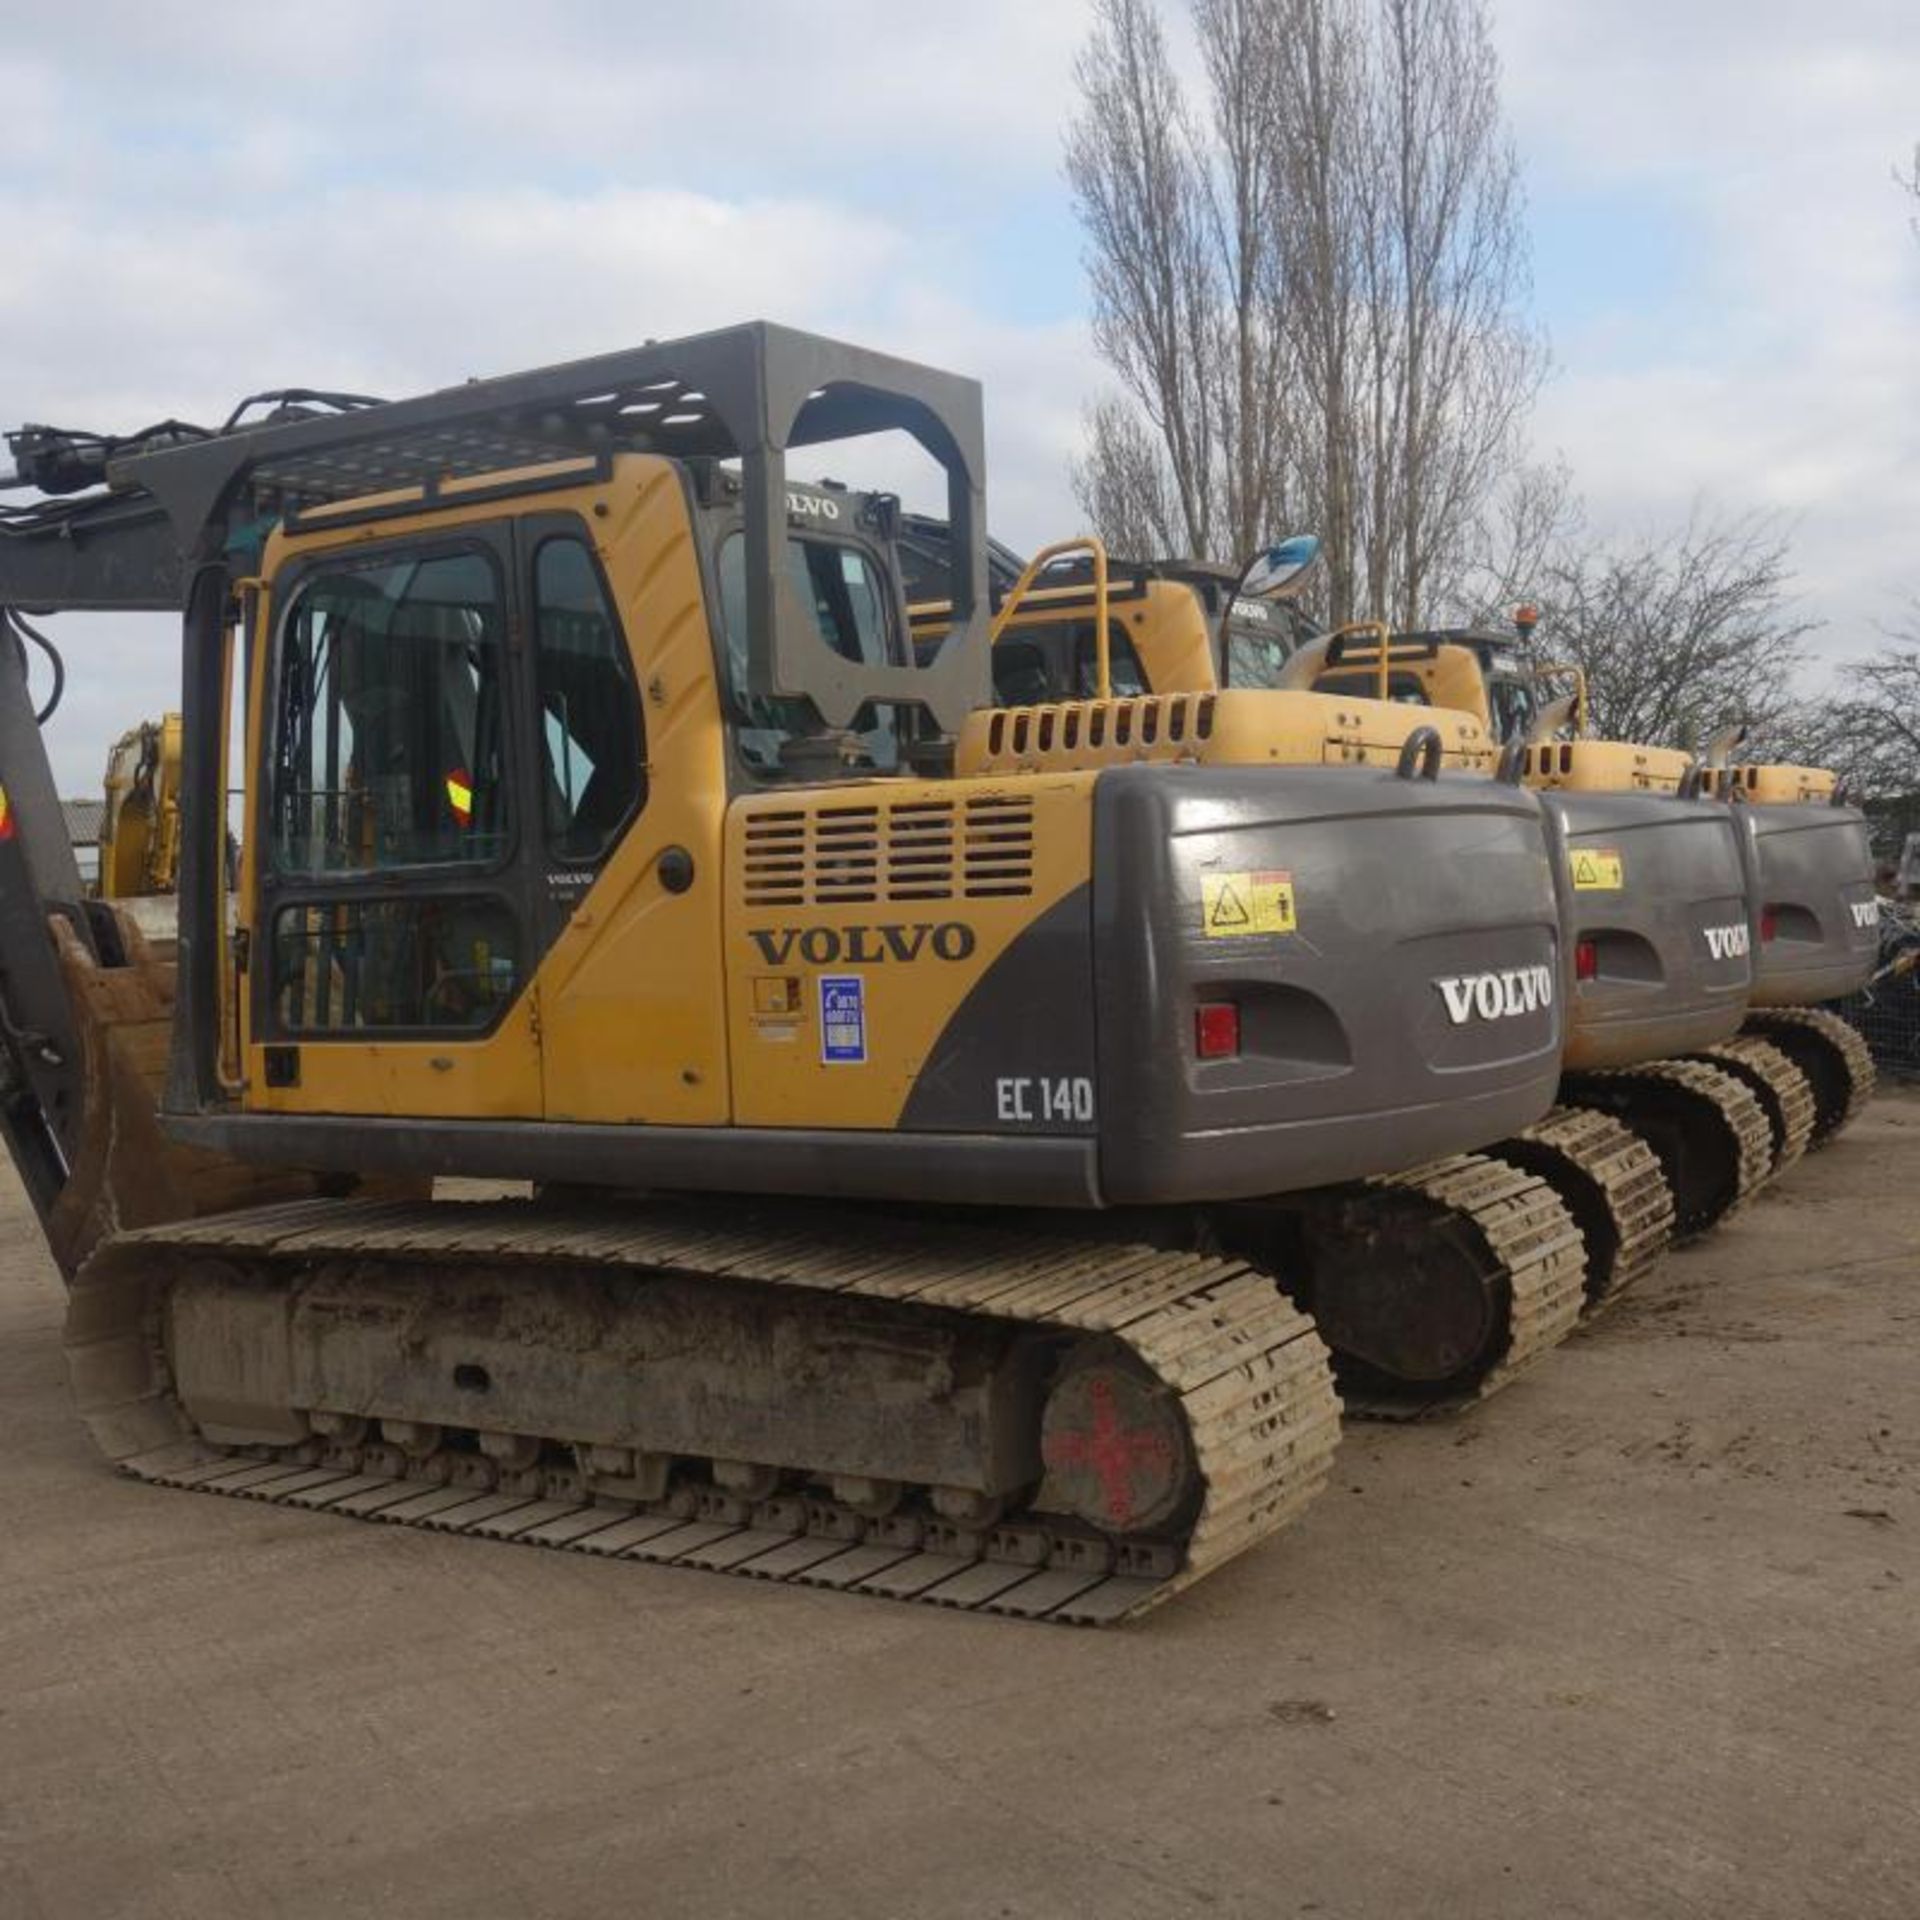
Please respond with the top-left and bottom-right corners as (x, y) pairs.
(819, 975), (867, 1065)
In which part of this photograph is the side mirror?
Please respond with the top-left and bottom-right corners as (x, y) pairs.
(1237, 535), (1322, 603)
(1220, 536), (1322, 683)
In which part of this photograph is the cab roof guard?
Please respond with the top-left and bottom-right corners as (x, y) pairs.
(5, 320), (992, 735)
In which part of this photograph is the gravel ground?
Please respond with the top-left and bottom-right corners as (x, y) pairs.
(2, 1091), (1916, 1920)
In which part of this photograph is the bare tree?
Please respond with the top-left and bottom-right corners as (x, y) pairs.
(1772, 611), (1920, 801)
(1067, 0), (1543, 624)
(1066, 0), (1232, 556)
(1522, 509), (1816, 751)
(1354, 0), (1545, 627)
(1073, 393), (1186, 555)
(1439, 456), (1581, 627)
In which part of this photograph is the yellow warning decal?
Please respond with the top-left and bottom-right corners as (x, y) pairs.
(1571, 848), (1624, 891)
(1203, 869), (1297, 937)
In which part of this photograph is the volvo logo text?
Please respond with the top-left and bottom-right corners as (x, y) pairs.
(748, 922), (977, 966)
(1704, 923), (1750, 960)
(1850, 901), (1878, 930)
(1434, 965), (1554, 1026)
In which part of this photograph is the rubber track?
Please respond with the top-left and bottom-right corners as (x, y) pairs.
(1743, 1007), (1876, 1147)
(1568, 1057), (1772, 1242)
(1345, 1152), (1587, 1419)
(68, 1198), (1342, 1627)
(1690, 1036), (1816, 1176)
(1505, 1105), (1674, 1313)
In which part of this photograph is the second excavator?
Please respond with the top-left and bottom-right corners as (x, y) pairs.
(909, 530), (1877, 1387)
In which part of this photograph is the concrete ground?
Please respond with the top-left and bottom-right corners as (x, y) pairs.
(2, 1094), (1917, 1920)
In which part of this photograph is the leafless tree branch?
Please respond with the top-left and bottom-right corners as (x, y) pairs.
(1067, 0), (1542, 620)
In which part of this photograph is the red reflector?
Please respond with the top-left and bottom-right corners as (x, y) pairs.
(1575, 938), (1598, 982)
(1760, 906), (1778, 943)
(1195, 1003), (1240, 1060)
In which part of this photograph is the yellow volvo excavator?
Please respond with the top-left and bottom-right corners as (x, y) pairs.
(1290, 622), (1878, 1162)
(2, 327), (1609, 1623)
(909, 534), (1877, 1344)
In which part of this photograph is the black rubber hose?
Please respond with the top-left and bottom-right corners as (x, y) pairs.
(6, 609), (65, 723)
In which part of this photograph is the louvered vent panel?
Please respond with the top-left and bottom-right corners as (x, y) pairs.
(742, 796), (1036, 906)
(963, 794), (1035, 898)
(885, 801), (958, 901)
(812, 806), (881, 904)
(742, 810), (809, 906)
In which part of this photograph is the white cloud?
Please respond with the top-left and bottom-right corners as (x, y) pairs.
(1499, 0), (1920, 676)
(6, 68), (1097, 789)
(14, 0), (1918, 796)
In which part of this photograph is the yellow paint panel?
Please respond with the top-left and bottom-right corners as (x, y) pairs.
(532, 463), (732, 1126)
(1202, 870), (1297, 937)
(251, 997), (544, 1117)
(725, 772), (1095, 1130)
(1570, 848), (1625, 891)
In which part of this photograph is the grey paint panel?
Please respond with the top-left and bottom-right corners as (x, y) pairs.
(1540, 792), (1751, 1069)
(897, 887), (1097, 1135)
(1734, 804), (1877, 1004)
(1091, 765), (1563, 1205)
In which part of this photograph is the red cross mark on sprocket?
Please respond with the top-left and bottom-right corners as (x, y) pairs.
(1040, 1359), (1194, 1534)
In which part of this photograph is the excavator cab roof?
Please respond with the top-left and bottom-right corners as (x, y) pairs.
(3, 321), (992, 738)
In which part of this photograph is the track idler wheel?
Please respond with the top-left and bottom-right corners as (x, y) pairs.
(1038, 1345), (1198, 1536)
(1301, 1204), (1507, 1392)
(1497, 1107), (1673, 1313)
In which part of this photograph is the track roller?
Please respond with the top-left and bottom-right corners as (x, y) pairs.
(1562, 1059), (1771, 1243)
(1741, 1007), (1876, 1149)
(1494, 1106), (1674, 1314)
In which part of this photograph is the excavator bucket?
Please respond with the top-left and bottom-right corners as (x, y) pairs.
(39, 910), (337, 1279)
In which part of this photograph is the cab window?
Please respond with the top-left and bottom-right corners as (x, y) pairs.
(717, 532), (899, 775)
(271, 895), (518, 1032)
(271, 548), (509, 874)
(1073, 624), (1148, 698)
(989, 620), (1148, 705)
(1486, 675), (1536, 744)
(1314, 668), (1432, 706)
(534, 535), (644, 862)
(1226, 627), (1291, 689)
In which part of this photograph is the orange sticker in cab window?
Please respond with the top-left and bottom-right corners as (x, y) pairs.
(445, 770), (474, 827)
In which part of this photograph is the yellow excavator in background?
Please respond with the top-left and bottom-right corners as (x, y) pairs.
(98, 712), (184, 903)
(909, 529), (1878, 1332)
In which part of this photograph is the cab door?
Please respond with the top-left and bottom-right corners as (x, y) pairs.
(247, 525), (545, 1118)
(520, 495), (732, 1127)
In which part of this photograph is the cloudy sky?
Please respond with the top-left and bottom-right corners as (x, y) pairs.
(7, 0), (1918, 789)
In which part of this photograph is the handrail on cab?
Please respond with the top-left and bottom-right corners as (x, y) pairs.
(990, 537), (1113, 699)
(1326, 620), (1393, 702)
(1530, 661), (1590, 739)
